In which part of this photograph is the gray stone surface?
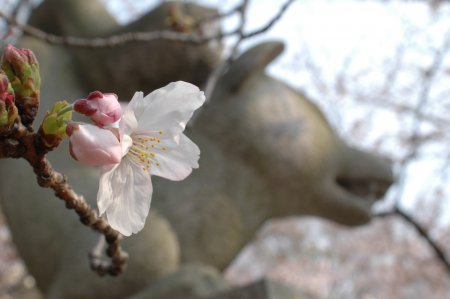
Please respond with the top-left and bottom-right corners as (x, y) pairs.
(210, 279), (317, 299)
(128, 264), (228, 299)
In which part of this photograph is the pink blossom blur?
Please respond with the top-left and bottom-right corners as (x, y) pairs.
(67, 123), (122, 166)
(74, 91), (122, 126)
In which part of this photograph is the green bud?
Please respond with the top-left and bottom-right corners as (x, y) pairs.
(39, 101), (73, 149)
(0, 70), (18, 134)
(1, 44), (40, 126)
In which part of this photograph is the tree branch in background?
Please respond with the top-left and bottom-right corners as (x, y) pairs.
(204, 0), (249, 97)
(0, 9), (233, 47)
(0, 0), (295, 49)
(204, 0), (297, 97)
(0, 0), (30, 46)
(242, 0), (296, 39)
(371, 28), (450, 277)
(0, 0), (297, 49)
(376, 206), (450, 274)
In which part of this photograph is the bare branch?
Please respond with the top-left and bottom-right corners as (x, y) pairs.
(0, 9), (235, 47)
(0, 0), (296, 49)
(376, 206), (450, 274)
(204, 0), (249, 97)
(0, 122), (128, 276)
(205, 0), (296, 97)
(0, 0), (30, 45)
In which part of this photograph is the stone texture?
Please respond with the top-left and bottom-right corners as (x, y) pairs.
(209, 279), (317, 299)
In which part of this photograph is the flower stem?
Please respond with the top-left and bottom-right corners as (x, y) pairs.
(57, 104), (73, 117)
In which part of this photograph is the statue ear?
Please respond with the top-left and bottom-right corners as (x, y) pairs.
(222, 41), (285, 93)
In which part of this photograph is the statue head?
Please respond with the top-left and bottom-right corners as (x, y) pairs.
(199, 41), (394, 225)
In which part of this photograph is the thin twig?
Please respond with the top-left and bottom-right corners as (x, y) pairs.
(0, 0), (296, 49)
(31, 156), (128, 276)
(373, 30), (450, 277)
(0, 122), (128, 276)
(204, 0), (249, 97)
(0, 0), (29, 45)
(242, 0), (296, 39)
(376, 206), (450, 274)
(204, 0), (296, 97)
(0, 9), (234, 47)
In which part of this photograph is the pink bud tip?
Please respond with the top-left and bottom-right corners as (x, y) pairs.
(74, 91), (122, 126)
(3, 44), (38, 67)
(86, 91), (103, 100)
(66, 122), (80, 136)
(74, 99), (97, 116)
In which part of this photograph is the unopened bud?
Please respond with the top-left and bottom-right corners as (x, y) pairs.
(1, 44), (40, 126)
(67, 123), (122, 166)
(165, 4), (195, 33)
(39, 101), (72, 149)
(0, 70), (17, 134)
(74, 91), (121, 127)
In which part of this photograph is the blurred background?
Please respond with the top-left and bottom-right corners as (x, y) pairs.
(0, 0), (450, 298)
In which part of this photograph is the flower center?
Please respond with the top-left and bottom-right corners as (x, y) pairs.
(128, 131), (168, 171)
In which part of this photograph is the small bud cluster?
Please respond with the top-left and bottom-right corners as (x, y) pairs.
(165, 4), (195, 33)
(39, 101), (73, 148)
(1, 44), (40, 127)
(0, 70), (18, 134)
(0, 44), (123, 162)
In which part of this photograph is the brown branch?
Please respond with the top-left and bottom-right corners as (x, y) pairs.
(0, 0), (296, 48)
(0, 9), (236, 47)
(0, 122), (128, 276)
(376, 206), (450, 274)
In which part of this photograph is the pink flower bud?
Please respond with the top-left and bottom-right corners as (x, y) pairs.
(1, 44), (40, 126)
(67, 123), (122, 166)
(74, 91), (122, 126)
(2, 44), (38, 72)
(0, 71), (13, 103)
(0, 70), (17, 132)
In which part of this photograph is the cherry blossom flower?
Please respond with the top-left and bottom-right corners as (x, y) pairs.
(97, 81), (205, 236)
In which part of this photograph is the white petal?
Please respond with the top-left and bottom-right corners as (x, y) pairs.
(121, 93), (140, 136)
(97, 164), (119, 215)
(97, 159), (153, 236)
(148, 133), (200, 181)
(130, 82), (205, 136)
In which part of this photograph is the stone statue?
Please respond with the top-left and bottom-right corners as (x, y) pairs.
(0, 1), (393, 298)
(27, 0), (222, 98)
